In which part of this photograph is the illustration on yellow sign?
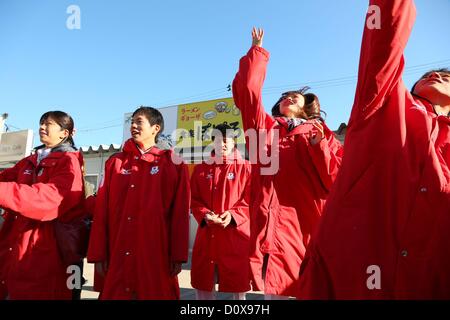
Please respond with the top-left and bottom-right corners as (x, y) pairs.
(175, 97), (245, 147)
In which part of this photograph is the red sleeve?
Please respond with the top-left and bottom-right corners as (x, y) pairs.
(228, 164), (252, 227)
(84, 194), (96, 219)
(308, 125), (344, 191)
(0, 158), (26, 182)
(232, 46), (275, 131)
(349, 0), (416, 124)
(190, 165), (211, 226)
(87, 159), (112, 263)
(169, 162), (191, 263)
(0, 154), (83, 221)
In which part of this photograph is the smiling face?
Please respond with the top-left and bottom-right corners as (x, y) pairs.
(413, 71), (450, 107)
(130, 114), (160, 149)
(39, 117), (69, 148)
(278, 93), (306, 118)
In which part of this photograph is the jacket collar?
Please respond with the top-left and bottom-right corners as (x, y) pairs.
(29, 143), (80, 167)
(209, 148), (244, 163)
(122, 138), (168, 163)
(275, 117), (330, 137)
(413, 97), (450, 124)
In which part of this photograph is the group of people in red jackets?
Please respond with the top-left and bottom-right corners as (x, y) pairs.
(1, 0), (449, 300)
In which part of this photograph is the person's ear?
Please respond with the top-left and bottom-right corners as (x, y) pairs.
(152, 124), (161, 135)
(60, 129), (70, 140)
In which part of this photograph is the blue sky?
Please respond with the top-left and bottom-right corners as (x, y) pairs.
(1, 0), (449, 148)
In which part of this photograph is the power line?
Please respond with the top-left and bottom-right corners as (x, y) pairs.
(76, 117), (124, 130)
(152, 87), (229, 107)
(41, 58), (450, 133)
(77, 124), (123, 133)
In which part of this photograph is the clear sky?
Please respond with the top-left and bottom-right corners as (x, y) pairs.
(1, 0), (449, 148)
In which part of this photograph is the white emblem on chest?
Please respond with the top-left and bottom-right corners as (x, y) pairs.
(23, 169), (33, 175)
(206, 173), (213, 180)
(150, 166), (159, 175)
(227, 172), (235, 180)
(121, 169), (132, 175)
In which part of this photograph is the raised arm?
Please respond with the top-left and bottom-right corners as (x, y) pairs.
(349, 0), (416, 124)
(232, 28), (275, 131)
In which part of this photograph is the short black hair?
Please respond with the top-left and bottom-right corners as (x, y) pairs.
(211, 123), (236, 141)
(132, 106), (164, 142)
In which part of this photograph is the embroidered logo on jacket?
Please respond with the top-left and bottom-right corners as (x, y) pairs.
(411, 103), (427, 113)
(23, 169), (33, 175)
(206, 173), (213, 180)
(150, 166), (159, 175)
(227, 173), (235, 180)
(121, 169), (132, 175)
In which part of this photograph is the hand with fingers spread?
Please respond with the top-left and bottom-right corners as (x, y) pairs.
(309, 121), (325, 145)
(252, 27), (264, 48)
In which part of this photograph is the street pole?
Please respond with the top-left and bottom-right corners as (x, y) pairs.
(0, 113), (8, 134)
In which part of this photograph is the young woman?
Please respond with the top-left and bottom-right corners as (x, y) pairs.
(190, 124), (252, 300)
(298, 0), (450, 299)
(232, 28), (344, 299)
(0, 111), (85, 300)
(87, 106), (190, 300)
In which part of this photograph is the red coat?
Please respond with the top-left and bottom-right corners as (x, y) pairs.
(0, 148), (85, 300)
(232, 46), (343, 296)
(298, 0), (450, 299)
(84, 194), (105, 293)
(87, 139), (190, 300)
(190, 151), (252, 293)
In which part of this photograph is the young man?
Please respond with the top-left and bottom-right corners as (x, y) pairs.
(87, 106), (190, 300)
(298, 0), (450, 299)
(190, 124), (252, 300)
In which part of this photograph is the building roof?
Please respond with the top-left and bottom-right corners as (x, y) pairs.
(79, 144), (121, 154)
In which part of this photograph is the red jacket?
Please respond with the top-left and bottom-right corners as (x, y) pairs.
(298, 0), (450, 299)
(232, 46), (343, 296)
(0, 146), (85, 300)
(190, 150), (252, 293)
(87, 139), (190, 300)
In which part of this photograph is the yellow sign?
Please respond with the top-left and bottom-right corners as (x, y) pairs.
(175, 97), (245, 147)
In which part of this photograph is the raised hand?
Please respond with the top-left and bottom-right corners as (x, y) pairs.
(252, 27), (264, 48)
